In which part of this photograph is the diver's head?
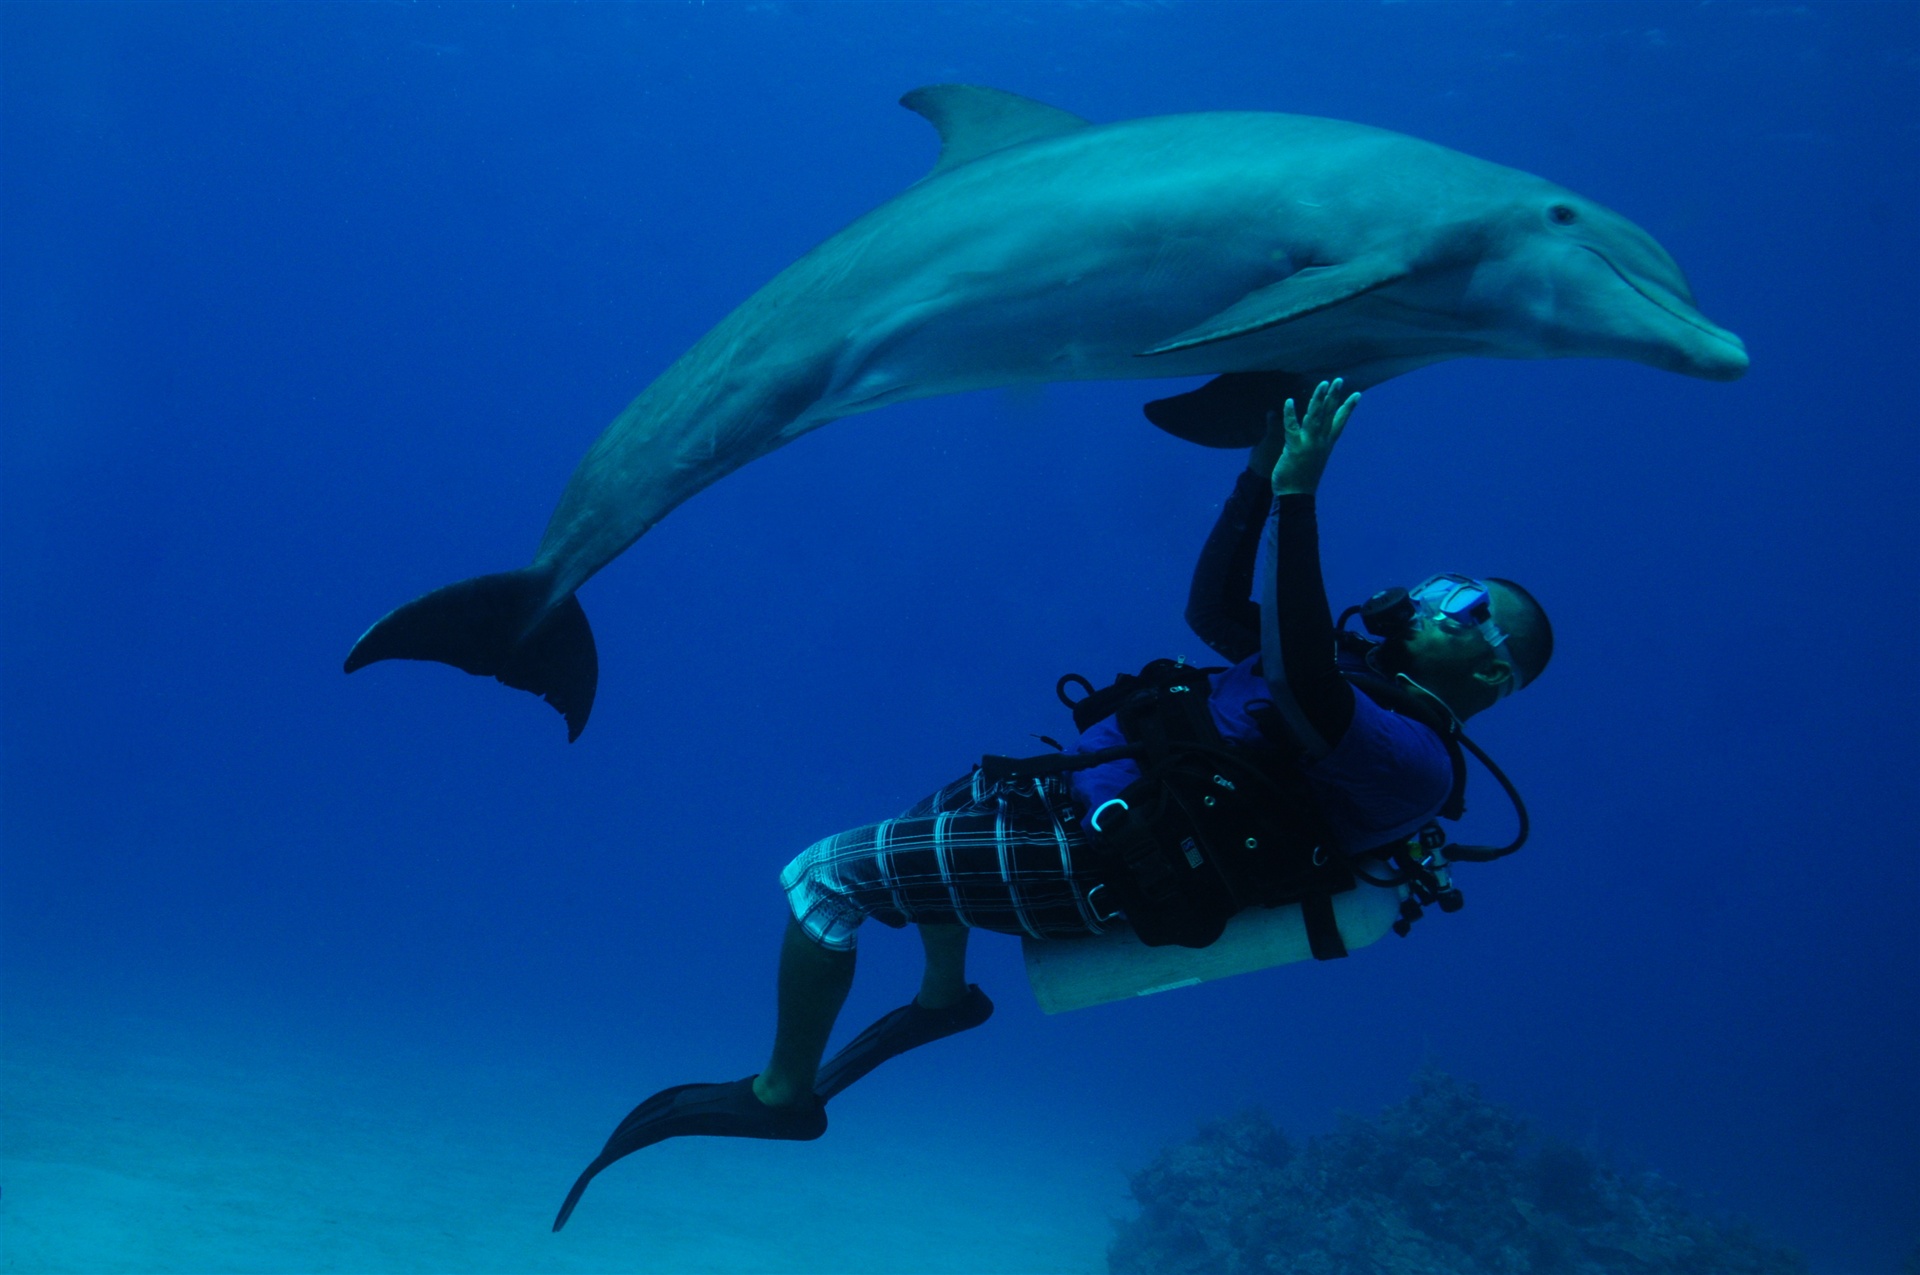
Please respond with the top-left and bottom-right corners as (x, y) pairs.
(1370, 575), (1553, 721)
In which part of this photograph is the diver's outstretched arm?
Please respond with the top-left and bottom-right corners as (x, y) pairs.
(1258, 380), (1363, 759)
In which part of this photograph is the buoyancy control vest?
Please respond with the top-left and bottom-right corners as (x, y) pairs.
(981, 638), (1527, 956)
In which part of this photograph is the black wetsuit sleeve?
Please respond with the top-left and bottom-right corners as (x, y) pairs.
(1270, 493), (1356, 745)
(1185, 468), (1271, 662)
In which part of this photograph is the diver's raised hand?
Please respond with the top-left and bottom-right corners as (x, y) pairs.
(1269, 378), (1360, 497)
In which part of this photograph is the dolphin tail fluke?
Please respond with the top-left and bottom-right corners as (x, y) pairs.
(344, 568), (598, 741)
(1143, 372), (1318, 448)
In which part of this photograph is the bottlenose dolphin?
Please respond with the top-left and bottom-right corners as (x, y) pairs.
(346, 85), (1747, 738)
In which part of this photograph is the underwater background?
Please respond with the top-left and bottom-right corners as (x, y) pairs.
(3, 2), (1916, 1271)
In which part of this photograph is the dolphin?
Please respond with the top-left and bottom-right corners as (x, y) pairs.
(345, 85), (1746, 738)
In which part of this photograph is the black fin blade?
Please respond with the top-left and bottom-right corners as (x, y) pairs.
(814, 985), (993, 1102)
(552, 1078), (826, 1231)
(344, 568), (598, 741)
(1143, 372), (1316, 448)
(553, 1155), (607, 1232)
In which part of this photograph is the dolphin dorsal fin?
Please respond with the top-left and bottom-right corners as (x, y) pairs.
(900, 85), (1090, 177)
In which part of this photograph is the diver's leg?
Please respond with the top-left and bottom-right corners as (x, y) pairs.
(754, 917), (855, 1109)
(915, 922), (971, 1010)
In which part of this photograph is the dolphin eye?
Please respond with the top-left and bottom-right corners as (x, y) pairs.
(1549, 204), (1578, 225)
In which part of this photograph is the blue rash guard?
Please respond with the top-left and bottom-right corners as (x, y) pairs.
(1069, 469), (1453, 855)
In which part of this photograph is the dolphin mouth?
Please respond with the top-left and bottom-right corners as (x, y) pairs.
(1584, 246), (1746, 378)
(1584, 246), (1739, 346)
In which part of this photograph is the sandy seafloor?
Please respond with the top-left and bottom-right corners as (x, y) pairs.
(3, 985), (1119, 1273)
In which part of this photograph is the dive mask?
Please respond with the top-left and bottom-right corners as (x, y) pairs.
(1359, 574), (1526, 692)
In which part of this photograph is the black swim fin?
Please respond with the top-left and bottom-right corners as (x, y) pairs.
(1143, 371), (1317, 449)
(344, 567), (597, 740)
(552, 1077), (826, 1231)
(549, 991), (992, 1229)
(813, 984), (994, 1102)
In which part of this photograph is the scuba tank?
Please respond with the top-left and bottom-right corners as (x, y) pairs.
(1022, 878), (1408, 1014)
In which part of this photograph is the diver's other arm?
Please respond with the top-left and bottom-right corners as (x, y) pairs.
(1184, 467), (1271, 662)
(1260, 380), (1363, 753)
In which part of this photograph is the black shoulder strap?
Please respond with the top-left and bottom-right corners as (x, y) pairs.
(1109, 660), (1224, 768)
(986, 660), (1223, 784)
(1057, 659), (1226, 735)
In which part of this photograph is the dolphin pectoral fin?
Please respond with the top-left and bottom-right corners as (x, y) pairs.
(1138, 256), (1412, 357)
(1143, 372), (1319, 448)
(344, 568), (598, 741)
(900, 85), (1090, 178)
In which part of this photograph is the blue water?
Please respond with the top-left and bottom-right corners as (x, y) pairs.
(3, 3), (1915, 1271)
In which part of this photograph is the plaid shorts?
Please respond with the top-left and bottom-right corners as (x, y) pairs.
(780, 769), (1115, 952)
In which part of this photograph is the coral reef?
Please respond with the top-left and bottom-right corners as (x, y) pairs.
(1110, 1069), (1805, 1275)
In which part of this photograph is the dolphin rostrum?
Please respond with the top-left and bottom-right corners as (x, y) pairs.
(346, 85), (1747, 738)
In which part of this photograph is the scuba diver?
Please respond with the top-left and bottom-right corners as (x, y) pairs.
(553, 379), (1553, 1230)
